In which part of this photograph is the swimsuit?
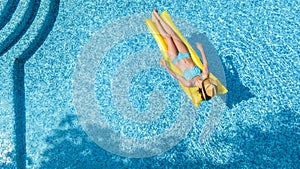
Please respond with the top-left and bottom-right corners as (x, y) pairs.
(172, 52), (203, 80)
(183, 66), (203, 80)
(172, 52), (190, 64)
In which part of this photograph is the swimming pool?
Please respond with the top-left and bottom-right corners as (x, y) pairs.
(0, 0), (299, 168)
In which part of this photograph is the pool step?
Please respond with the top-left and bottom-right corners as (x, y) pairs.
(0, 0), (26, 43)
(0, 0), (60, 168)
(0, 0), (20, 30)
(0, 0), (40, 57)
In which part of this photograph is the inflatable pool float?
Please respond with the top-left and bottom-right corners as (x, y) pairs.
(145, 10), (227, 107)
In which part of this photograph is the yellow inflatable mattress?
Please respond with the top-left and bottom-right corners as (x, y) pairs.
(145, 10), (227, 107)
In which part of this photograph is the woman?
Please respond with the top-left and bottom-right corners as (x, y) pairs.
(152, 9), (218, 100)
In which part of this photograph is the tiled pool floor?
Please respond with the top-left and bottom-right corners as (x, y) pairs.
(0, 0), (299, 168)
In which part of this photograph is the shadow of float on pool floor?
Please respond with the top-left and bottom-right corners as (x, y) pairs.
(223, 56), (255, 109)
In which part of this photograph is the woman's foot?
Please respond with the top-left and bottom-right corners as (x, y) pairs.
(152, 9), (160, 23)
(152, 9), (170, 38)
(152, 9), (161, 22)
(152, 9), (176, 37)
(152, 12), (158, 23)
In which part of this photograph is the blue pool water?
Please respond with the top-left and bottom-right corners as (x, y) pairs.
(0, 0), (299, 168)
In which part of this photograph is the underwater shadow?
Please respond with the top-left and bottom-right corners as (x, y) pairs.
(223, 56), (255, 108)
(40, 114), (228, 169)
(38, 115), (114, 168)
(230, 108), (300, 168)
(187, 32), (254, 108)
(41, 111), (300, 168)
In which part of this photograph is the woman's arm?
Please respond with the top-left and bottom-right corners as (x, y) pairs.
(160, 60), (193, 87)
(196, 43), (209, 78)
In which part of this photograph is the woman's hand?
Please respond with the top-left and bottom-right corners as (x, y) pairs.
(160, 59), (167, 67)
(196, 42), (210, 77)
(196, 42), (203, 50)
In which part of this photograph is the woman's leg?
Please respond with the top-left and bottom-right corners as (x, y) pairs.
(152, 11), (178, 59)
(153, 10), (189, 54)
